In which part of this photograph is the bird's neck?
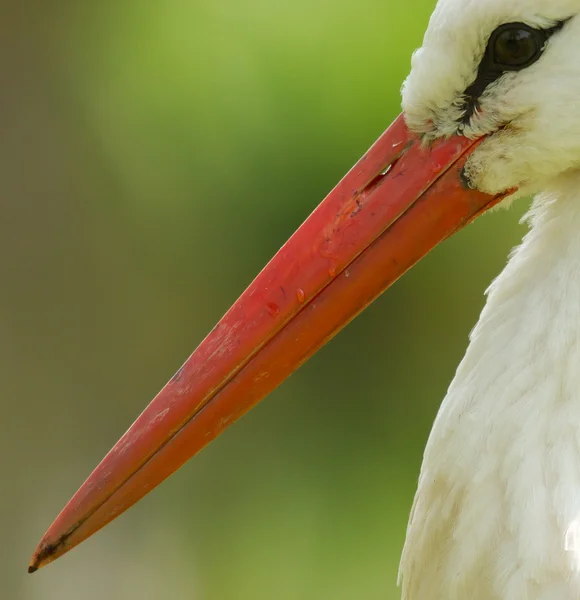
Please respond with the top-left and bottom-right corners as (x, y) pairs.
(444, 174), (580, 437)
(402, 173), (580, 599)
(440, 173), (580, 527)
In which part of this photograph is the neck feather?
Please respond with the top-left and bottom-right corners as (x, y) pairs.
(400, 173), (580, 600)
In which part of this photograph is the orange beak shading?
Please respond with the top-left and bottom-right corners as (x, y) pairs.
(29, 114), (514, 572)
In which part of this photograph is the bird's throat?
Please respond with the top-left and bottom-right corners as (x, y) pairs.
(400, 175), (580, 599)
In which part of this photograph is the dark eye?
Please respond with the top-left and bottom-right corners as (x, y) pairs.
(460, 20), (567, 125)
(491, 25), (544, 69)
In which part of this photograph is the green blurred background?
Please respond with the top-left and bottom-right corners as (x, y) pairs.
(5, 1), (530, 598)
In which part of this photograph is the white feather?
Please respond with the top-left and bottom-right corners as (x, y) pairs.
(397, 1), (580, 598)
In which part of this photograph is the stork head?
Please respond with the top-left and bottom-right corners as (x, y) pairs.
(404, 0), (578, 197)
(28, 0), (580, 576)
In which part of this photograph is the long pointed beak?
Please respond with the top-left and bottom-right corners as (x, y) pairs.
(29, 114), (514, 572)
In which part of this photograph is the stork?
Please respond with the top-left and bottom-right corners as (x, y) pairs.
(28, 0), (580, 597)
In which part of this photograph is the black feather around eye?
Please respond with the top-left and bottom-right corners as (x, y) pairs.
(460, 20), (567, 125)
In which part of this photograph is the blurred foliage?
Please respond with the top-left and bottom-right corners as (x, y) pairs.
(3, 1), (530, 599)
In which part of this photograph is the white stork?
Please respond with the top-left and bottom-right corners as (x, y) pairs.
(29, 0), (580, 598)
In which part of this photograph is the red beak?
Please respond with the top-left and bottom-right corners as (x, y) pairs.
(29, 114), (513, 572)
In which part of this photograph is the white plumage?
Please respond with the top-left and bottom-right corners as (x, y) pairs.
(399, 2), (580, 598)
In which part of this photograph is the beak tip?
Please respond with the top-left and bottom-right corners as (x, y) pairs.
(28, 537), (61, 574)
(28, 549), (43, 574)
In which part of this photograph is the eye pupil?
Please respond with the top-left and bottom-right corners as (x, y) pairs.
(494, 27), (541, 67)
